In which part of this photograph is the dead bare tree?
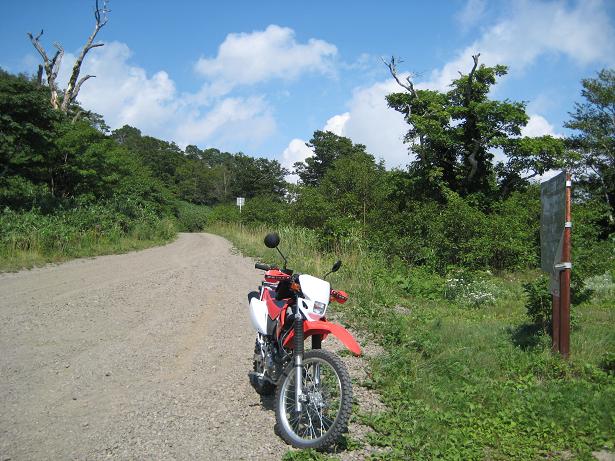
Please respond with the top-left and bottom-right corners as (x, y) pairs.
(27, 0), (110, 114)
(382, 56), (417, 97)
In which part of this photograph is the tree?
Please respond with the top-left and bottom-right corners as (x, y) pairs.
(293, 131), (369, 186)
(27, 0), (110, 113)
(229, 154), (288, 199)
(0, 70), (61, 189)
(565, 68), (615, 224)
(319, 151), (386, 233)
(384, 55), (566, 201)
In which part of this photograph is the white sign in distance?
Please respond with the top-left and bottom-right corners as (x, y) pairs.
(236, 197), (245, 207)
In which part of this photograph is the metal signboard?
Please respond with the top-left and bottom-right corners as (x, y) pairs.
(540, 171), (572, 357)
(236, 197), (245, 212)
(540, 172), (566, 275)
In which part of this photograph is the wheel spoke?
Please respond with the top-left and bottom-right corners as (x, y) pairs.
(278, 354), (346, 444)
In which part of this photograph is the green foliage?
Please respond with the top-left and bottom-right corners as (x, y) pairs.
(207, 203), (240, 224)
(0, 204), (176, 270)
(293, 131), (368, 186)
(601, 352), (615, 376)
(386, 58), (569, 201)
(240, 195), (289, 226)
(371, 188), (540, 272)
(523, 274), (552, 330)
(394, 266), (445, 300)
(213, 223), (615, 460)
(173, 201), (209, 232)
(565, 68), (615, 226)
(444, 268), (499, 307)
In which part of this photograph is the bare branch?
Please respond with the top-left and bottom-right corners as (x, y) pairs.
(36, 65), (43, 85)
(27, 30), (49, 63)
(72, 109), (84, 124)
(464, 54), (481, 181)
(61, 0), (109, 112)
(382, 56), (417, 96)
(27, 29), (62, 109)
(71, 75), (95, 104)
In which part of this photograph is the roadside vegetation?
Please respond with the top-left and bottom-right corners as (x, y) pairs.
(203, 64), (614, 459)
(2, 52), (613, 459)
(0, 69), (283, 270)
(210, 223), (614, 460)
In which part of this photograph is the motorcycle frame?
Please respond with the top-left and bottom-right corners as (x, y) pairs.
(257, 277), (362, 413)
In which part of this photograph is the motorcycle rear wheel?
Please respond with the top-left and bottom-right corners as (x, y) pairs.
(251, 339), (276, 396)
(275, 349), (352, 450)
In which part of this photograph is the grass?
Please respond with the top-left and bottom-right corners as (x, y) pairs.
(0, 231), (177, 271)
(0, 208), (178, 272)
(209, 222), (615, 461)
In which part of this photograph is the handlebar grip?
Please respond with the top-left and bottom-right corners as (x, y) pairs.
(255, 262), (270, 271)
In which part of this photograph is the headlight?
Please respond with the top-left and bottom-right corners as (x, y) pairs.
(313, 301), (327, 315)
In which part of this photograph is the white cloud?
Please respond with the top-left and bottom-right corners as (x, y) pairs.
(53, 41), (276, 151)
(64, 42), (179, 135)
(323, 112), (350, 136)
(195, 25), (337, 87)
(457, 0), (487, 30)
(521, 114), (562, 138)
(426, 0), (615, 90)
(49, 25), (339, 152)
(342, 80), (409, 168)
(321, 0), (614, 170)
(175, 96), (276, 148)
(281, 138), (314, 183)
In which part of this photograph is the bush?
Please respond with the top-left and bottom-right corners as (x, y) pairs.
(207, 203), (240, 224)
(583, 271), (615, 303)
(174, 201), (209, 231)
(369, 188), (540, 273)
(523, 274), (551, 331)
(240, 195), (289, 226)
(395, 266), (445, 300)
(600, 351), (615, 376)
(444, 268), (499, 307)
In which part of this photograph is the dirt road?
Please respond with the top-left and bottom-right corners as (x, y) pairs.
(0, 233), (291, 460)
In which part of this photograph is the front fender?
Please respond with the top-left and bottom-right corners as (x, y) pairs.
(283, 320), (362, 356)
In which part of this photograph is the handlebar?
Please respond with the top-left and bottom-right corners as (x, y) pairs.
(255, 262), (272, 271)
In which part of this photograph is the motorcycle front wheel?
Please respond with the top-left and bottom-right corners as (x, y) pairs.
(275, 349), (352, 450)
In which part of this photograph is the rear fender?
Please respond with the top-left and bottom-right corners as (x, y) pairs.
(283, 320), (362, 356)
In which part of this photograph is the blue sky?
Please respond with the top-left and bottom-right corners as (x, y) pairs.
(2, 0), (615, 175)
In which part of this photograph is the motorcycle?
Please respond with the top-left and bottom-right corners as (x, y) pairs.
(247, 232), (361, 450)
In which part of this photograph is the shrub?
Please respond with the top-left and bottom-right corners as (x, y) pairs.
(523, 274), (551, 331)
(583, 271), (615, 303)
(395, 266), (445, 300)
(240, 195), (289, 226)
(600, 351), (615, 376)
(174, 201), (209, 232)
(444, 268), (498, 307)
(207, 203), (240, 224)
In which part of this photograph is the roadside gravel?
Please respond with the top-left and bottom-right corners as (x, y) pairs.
(0, 233), (290, 460)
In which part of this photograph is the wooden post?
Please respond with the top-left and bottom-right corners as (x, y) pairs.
(559, 173), (572, 357)
(552, 294), (560, 352)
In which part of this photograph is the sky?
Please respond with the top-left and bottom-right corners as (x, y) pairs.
(2, 0), (615, 179)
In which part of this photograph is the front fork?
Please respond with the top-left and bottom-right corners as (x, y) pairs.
(293, 310), (304, 412)
(293, 301), (323, 412)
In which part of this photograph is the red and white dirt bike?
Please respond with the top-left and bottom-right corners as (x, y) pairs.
(247, 232), (361, 450)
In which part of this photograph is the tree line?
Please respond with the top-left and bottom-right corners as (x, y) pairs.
(1, 60), (613, 281)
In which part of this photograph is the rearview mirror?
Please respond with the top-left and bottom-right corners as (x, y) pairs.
(264, 232), (280, 248)
(331, 260), (342, 273)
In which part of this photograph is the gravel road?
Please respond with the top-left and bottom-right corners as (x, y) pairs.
(0, 233), (293, 460)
